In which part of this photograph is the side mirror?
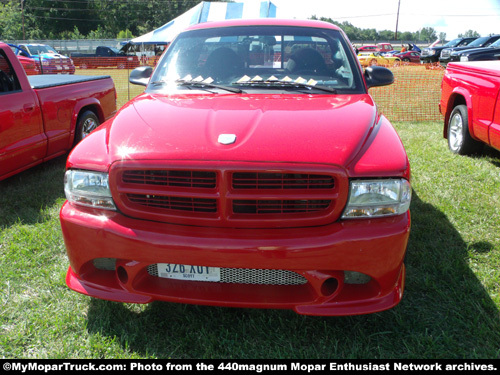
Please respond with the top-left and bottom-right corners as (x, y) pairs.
(364, 66), (394, 88)
(129, 66), (153, 86)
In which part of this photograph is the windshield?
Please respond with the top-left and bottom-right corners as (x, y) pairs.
(467, 37), (490, 47)
(490, 39), (500, 48)
(445, 38), (469, 47)
(149, 25), (363, 94)
(25, 45), (57, 55)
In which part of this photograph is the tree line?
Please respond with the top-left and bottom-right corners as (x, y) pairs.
(1, 0), (481, 43)
(0, 0), (201, 40)
(313, 16), (481, 43)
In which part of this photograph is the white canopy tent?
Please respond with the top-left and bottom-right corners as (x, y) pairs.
(129, 1), (278, 45)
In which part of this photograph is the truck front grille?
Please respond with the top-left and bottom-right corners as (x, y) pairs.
(440, 49), (451, 58)
(110, 162), (348, 228)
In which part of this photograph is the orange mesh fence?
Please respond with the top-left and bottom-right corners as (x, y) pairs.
(69, 58), (445, 122)
(369, 62), (445, 122)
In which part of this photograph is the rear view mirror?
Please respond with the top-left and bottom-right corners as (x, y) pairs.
(129, 66), (153, 86)
(364, 66), (394, 88)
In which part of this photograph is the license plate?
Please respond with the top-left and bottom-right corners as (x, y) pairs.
(157, 263), (220, 282)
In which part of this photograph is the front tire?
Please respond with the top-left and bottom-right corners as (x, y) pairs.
(447, 105), (483, 155)
(74, 110), (100, 145)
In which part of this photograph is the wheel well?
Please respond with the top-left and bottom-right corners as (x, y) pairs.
(79, 105), (104, 123)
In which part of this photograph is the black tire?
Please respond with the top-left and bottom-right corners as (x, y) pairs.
(447, 104), (483, 155)
(74, 110), (100, 145)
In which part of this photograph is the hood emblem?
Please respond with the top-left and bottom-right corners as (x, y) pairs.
(218, 134), (237, 145)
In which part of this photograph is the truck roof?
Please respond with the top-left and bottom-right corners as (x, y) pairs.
(185, 18), (341, 32)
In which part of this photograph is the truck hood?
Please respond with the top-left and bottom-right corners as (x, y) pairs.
(461, 46), (498, 56)
(102, 93), (379, 168)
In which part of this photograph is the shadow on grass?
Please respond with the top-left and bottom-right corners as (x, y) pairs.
(483, 146), (500, 168)
(85, 191), (500, 359)
(0, 155), (67, 228)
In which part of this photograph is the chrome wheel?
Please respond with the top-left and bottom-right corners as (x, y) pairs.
(448, 111), (464, 152)
(447, 104), (483, 155)
(81, 116), (98, 138)
(74, 110), (100, 145)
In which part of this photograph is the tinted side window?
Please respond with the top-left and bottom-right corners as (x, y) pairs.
(0, 50), (21, 94)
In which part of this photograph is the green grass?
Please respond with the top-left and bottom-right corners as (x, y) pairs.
(1, 121), (499, 359)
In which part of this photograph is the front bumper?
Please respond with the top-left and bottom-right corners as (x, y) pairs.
(419, 56), (439, 64)
(60, 201), (410, 316)
(41, 65), (76, 74)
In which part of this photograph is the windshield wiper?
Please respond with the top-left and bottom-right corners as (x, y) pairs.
(176, 79), (244, 93)
(149, 79), (244, 94)
(234, 79), (337, 93)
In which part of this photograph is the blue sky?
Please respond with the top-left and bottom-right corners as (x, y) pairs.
(253, 0), (500, 39)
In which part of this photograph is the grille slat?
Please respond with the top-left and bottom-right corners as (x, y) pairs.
(233, 199), (331, 214)
(123, 170), (216, 188)
(232, 172), (334, 190)
(147, 264), (307, 285)
(128, 194), (217, 213)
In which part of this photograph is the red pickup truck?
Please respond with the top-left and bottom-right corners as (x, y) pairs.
(440, 61), (500, 154)
(0, 42), (116, 181)
(60, 19), (411, 316)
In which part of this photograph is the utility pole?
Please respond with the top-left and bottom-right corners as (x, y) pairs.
(395, 0), (401, 40)
(21, 0), (25, 40)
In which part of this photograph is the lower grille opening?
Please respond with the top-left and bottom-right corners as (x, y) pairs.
(147, 264), (308, 285)
(233, 199), (331, 214)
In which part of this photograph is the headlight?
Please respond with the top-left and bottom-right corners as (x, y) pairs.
(342, 179), (411, 218)
(64, 170), (116, 210)
(460, 56), (469, 62)
(428, 50), (436, 56)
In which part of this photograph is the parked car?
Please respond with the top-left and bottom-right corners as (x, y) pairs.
(357, 51), (401, 67)
(457, 38), (500, 62)
(376, 43), (395, 53)
(420, 37), (477, 63)
(15, 43), (76, 74)
(60, 19), (411, 316)
(439, 35), (500, 67)
(440, 61), (500, 154)
(0, 42), (116, 181)
(71, 46), (140, 69)
(357, 43), (394, 54)
(8, 44), (40, 75)
(393, 50), (421, 63)
(357, 44), (377, 52)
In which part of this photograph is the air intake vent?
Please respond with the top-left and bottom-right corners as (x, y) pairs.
(147, 264), (308, 285)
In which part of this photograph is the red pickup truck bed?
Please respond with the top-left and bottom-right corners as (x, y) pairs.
(0, 42), (116, 181)
(440, 61), (500, 154)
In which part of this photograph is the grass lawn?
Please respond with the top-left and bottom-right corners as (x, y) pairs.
(1, 119), (499, 359)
